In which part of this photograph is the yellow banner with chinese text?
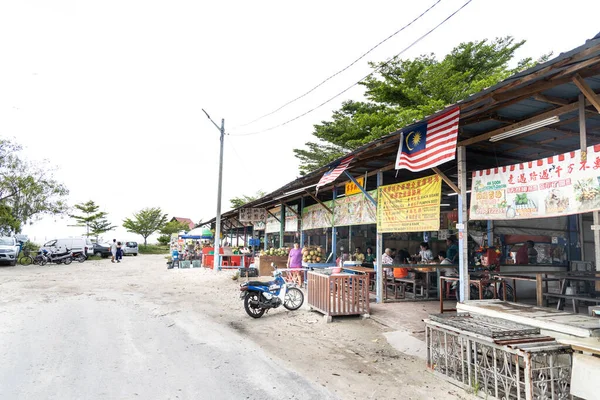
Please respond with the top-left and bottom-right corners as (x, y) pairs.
(377, 175), (442, 233)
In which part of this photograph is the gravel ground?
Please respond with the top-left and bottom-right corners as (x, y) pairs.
(0, 255), (474, 400)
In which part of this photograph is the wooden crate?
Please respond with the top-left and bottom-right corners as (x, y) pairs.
(255, 256), (288, 276)
(307, 271), (370, 319)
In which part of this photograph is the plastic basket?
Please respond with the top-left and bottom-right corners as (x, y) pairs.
(180, 260), (191, 269)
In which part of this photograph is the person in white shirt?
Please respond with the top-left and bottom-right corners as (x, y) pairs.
(418, 242), (433, 262)
(110, 239), (117, 263)
(381, 248), (394, 264)
(438, 250), (457, 277)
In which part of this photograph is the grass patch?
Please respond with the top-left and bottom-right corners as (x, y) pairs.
(86, 255), (103, 261)
(139, 244), (169, 255)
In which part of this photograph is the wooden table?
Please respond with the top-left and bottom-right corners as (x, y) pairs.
(551, 273), (600, 312)
(491, 271), (562, 307)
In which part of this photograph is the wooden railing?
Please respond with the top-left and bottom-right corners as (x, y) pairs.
(308, 271), (370, 317)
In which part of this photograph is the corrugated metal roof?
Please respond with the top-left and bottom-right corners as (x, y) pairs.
(208, 34), (600, 225)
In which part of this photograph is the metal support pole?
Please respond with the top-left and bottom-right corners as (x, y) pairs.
(300, 197), (305, 247)
(279, 202), (285, 248)
(331, 186), (337, 260)
(457, 146), (469, 302)
(376, 171), (383, 303)
(487, 220), (493, 247)
(201, 111), (225, 271)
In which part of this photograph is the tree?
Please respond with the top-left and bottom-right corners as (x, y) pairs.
(122, 207), (168, 246)
(229, 191), (266, 209)
(89, 218), (117, 243)
(156, 235), (170, 246)
(0, 138), (69, 234)
(70, 200), (107, 237)
(293, 37), (550, 173)
(160, 220), (192, 236)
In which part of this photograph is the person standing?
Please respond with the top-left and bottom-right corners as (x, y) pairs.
(287, 242), (303, 287)
(110, 239), (117, 263)
(446, 236), (459, 264)
(116, 241), (123, 263)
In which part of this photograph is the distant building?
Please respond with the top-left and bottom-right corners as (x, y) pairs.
(171, 217), (195, 231)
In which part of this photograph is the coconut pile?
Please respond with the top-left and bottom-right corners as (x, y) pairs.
(302, 246), (323, 263)
(259, 248), (290, 257)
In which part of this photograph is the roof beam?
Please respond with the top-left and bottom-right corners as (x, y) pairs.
(572, 74), (600, 113)
(533, 93), (570, 106)
(304, 190), (333, 215)
(266, 209), (280, 222)
(458, 101), (581, 147)
(432, 167), (460, 194)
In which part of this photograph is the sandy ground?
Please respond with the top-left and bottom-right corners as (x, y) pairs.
(0, 255), (475, 400)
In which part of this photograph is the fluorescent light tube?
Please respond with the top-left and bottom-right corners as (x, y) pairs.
(489, 116), (560, 142)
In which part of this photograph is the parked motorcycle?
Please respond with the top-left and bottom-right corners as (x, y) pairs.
(37, 247), (73, 265)
(239, 263), (304, 318)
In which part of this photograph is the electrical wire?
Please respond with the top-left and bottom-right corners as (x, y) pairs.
(230, 0), (473, 137)
(231, 0), (443, 130)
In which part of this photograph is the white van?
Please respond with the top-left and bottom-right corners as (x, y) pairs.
(40, 237), (94, 256)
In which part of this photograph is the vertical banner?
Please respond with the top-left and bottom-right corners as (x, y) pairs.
(377, 175), (442, 233)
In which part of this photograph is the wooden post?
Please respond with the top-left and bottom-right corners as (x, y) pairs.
(376, 171), (384, 304)
(457, 146), (470, 302)
(300, 196), (305, 247)
(536, 274), (543, 307)
(331, 186), (337, 261)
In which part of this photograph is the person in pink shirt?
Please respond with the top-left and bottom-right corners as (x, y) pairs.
(287, 242), (303, 287)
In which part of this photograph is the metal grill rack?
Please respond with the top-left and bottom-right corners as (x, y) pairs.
(425, 313), (572, 400)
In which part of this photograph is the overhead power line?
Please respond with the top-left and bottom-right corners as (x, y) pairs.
(231, 0), (443, 130)
(230, 0), (473, 137)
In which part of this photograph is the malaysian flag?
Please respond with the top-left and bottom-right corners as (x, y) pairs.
(316, 155), (354, 190)
(395, 107), (460, 172)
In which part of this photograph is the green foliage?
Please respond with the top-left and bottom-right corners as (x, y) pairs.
(89, 218), (117, 243)
(294, 37), (548, 173)
(229, 190), (267, 209)
(122, 207), (168, 246)
(160, 220), (192, 236)
(0, 138), (69, 233)
(138, 244), (169, 254)
(157, 235), (171, 246)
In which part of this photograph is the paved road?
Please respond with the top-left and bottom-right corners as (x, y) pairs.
(0, 296), (334, 400)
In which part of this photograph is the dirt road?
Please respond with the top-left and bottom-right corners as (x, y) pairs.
(0, 255), (472, 400)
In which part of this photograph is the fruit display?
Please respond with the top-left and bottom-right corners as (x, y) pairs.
(302, 246), (323, 264)
(259, 247), (290, 257)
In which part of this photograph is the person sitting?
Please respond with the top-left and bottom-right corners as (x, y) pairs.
(353, 247), (365, 262)
(395, 248), (410, 264)
(438, 250), (457, 277)
(381, 248), (394, 265)
(363, 247), (376, 268)
(418, 242), (433, 263)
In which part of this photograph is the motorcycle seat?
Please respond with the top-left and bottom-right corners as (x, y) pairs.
(246, 280), (271, 287)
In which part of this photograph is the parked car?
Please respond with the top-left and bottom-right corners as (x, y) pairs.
(40, 237), (91, 257)
(123, 241), (138, 256)
(0, 236), (19, 266)
(93, 243), (112, 258)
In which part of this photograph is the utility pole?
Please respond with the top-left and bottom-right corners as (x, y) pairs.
(202, 109), (225, 270)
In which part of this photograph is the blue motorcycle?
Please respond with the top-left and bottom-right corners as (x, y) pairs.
(239, 263), (304, 318)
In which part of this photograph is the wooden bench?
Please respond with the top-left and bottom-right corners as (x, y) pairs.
(393, 277), (425, 298)
(543, 293), (600, 313)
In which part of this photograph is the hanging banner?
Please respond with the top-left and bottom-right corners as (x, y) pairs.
(377, 175), (442, 233)
(470, 145), (600, 220)
(345, 176), (365, 196)
(302, 201), (333, 231)
(265, 206), (298, 233)
(239, 208), (266, 222)
(333, 190), (377, 226)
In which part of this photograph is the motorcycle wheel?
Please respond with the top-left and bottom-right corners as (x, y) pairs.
(244, 292), (266, 318)
(40, 258), (47, 266)
(77, 254), (86, 263)
(64, 257), (73, 265)
(283, 287), (304, 311)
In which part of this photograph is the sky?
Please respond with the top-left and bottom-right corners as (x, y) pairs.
(1, 0), (599, 244)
